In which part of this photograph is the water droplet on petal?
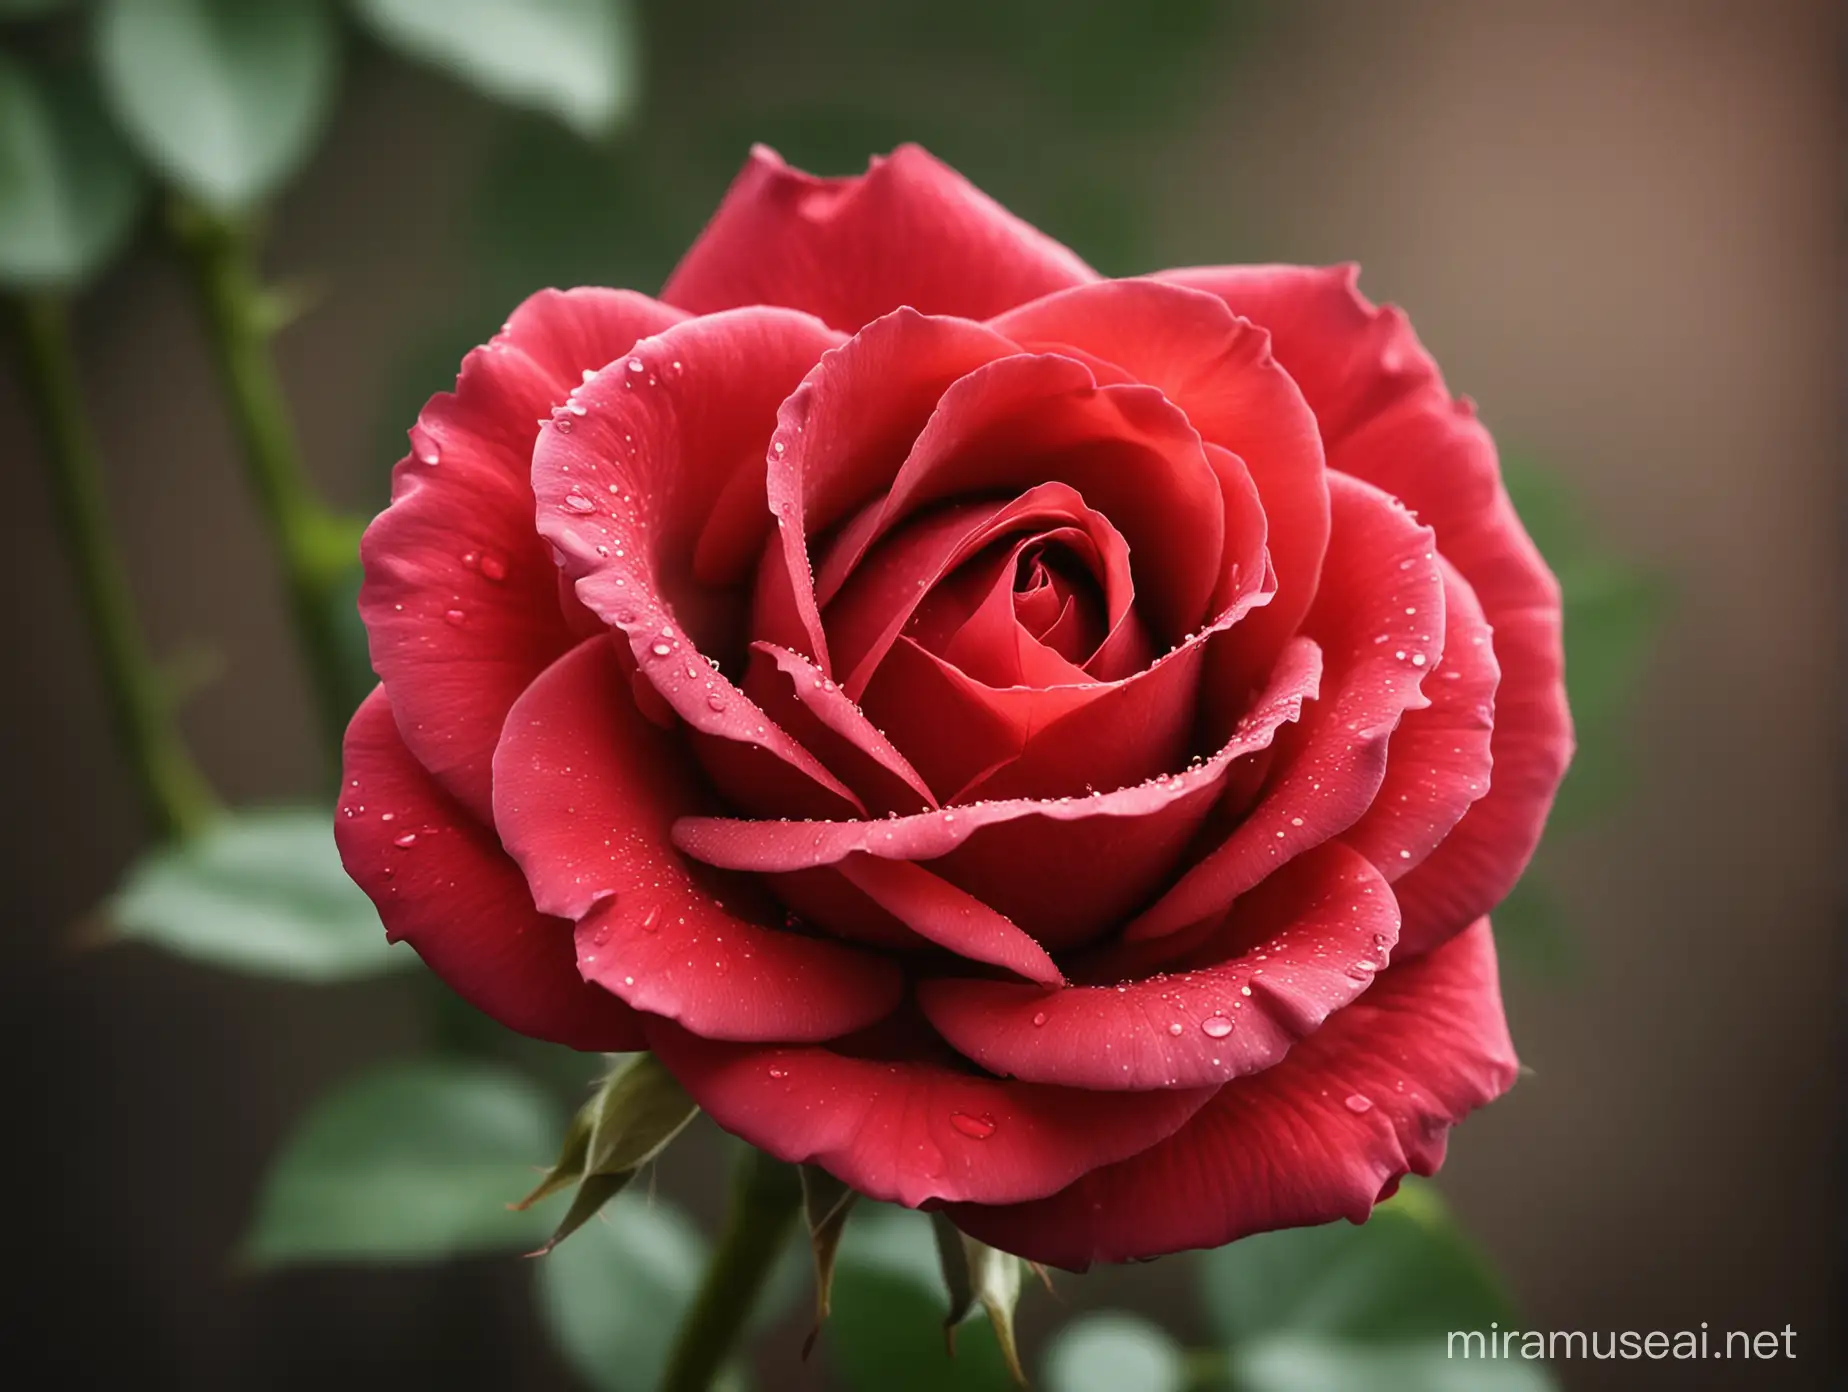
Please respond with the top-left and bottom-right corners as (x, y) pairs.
(949, 1111), (996, 1140)
(1201, 1015), (1233, 1038)
(478, 553), (508, 582)
(1344, 1094), (1373, 1114)
(1031, 1011), (1048, 1028)
(393, 832), (418, 847)
(651, 641), (673, 657)
(565, 493), (595, 513)
(444, 609), (467, 626)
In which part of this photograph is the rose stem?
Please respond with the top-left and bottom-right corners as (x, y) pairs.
(167, 198), (361, 774)
(661, 1145), (804, 1392)
(8, 293), (217, 840)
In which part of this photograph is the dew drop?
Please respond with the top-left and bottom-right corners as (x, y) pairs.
(478, 553), (508, 582)
(565, 493), (595, 513)
(705, 692), (728, 713)
(1344, 1094), (1373, 1114)
(1168, 1021), (1185, 1037)
(651, 641), (673, 657)
(443, 609), (467, 626)
(949, 1111), (996, 1140)
(393, 832), (418, 848)
(1031, 1011), (1048, 1028)
(1201, 1015), (1233, 1038)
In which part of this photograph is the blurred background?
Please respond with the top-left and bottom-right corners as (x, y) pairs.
(1, 1), (1840, 1389)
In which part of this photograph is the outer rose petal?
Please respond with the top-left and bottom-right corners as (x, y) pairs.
(1128, 474), (1444, 941)
(492, 636), (904, 1043)
(643, 1018), (1215, 1209)
(361, 288), (686, 818)
(917, 843), (1399, 1091)
(943, 920), (1518, 1268)
(1341, 556), (1498, 883)
(662, 144), (1096, 333)
(336, 686), (643, 1051)
(531, 307), (869, 819)
(1155, 264), (1572, 950)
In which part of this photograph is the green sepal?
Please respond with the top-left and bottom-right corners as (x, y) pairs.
(798, 1165), (859, 1355)
(521, 1052), (699, 1255)
(931, 1214), (1028, 1386)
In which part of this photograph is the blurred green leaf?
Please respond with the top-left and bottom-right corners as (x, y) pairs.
(1043, 1312), (1186, 1392)
(354, 0), (638, 139)
(828, 1205), (1014, 1392)
(0, 55), (143, 287)
(245, 1060), (563, 1266)
(1201, 1181), (1559, 1391)
(1491, 875), (1578, 981)
(0, 0), (70, 22)
(1501, 454), (1664, 825)
(535, 1192), (741, 1392)
(109, 804), (405, 981)
(93, 0), (339, 211)
(1235, 1336), (1554, 1392)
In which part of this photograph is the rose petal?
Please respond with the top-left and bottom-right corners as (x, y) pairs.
(745, 642), (937, 812)
(643, 1017), (1215, 1208)
(942, 919), (1518, 1268)
(336, 686), (643, 1051)
(832, 351), (1226, 643)
(360, 288), (685, 818)
(837, 854), (1064, 986)
(1154, 264), (1572, 949)
(821, 482), (1139, 699)
(1342, 557), (1498, 883)
(662, 144), (1096, 332)
(491, 636), (904, 1042)
(676, 638), (1322, 952)
(530, 306), (868, 818)
(1127, 474), (1444, 941)
(919, 842), (1398, 1089)
(991, 277), (1325, 650)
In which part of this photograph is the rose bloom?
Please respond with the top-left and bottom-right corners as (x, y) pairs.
(337, 146), (1571, 1268)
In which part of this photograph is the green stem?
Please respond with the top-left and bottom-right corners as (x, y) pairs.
(8, 293), (216, 841)
(661, 1147), (802, 1392)
(168, 198), (358, 771)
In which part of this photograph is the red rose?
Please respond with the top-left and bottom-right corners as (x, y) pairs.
(337, 145), (1571, 1268)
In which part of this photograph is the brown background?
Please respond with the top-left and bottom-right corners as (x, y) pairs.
(2, 1), (1840, 1388)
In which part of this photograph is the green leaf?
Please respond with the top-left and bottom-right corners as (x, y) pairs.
(353, 0), (639, 139)
(534, 1191), (724, 1392)
(93, 0), (339, 210)
(1043, 1313), (1186, 1392)
(0, 55), (144, 287)
(244, 1060), (563, 1266)
(1200, 1181), (1560, 1391)
(109, 804), (405, 981)
(827, 1205), (1014, 1392)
